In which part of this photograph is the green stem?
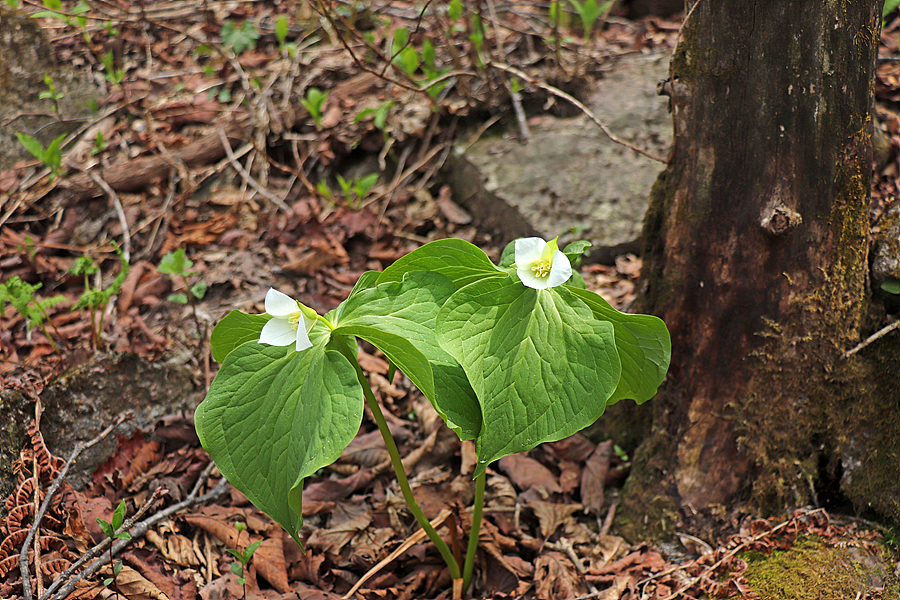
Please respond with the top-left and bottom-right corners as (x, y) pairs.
(462, 470), (485, 593)
(334, 334), (462, 580)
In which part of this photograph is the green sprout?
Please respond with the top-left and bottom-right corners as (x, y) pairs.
(99, 50), (125, 87)
(221, 19), (259, 55)
(301, 88), (329, 129)
(70, 243), (129, 350)
(97, 500), (132, 599)
(226, 522), (262, 599)
(0, 276), (66, 351)
(16, 133), (67, 182)
(568, 0), (612, 40)
(39, 74), (64, 113)
(335, 173), (379, 209)
(90, 131), (108, 156)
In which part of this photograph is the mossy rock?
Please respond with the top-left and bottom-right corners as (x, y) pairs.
(742, 537), (900, 599)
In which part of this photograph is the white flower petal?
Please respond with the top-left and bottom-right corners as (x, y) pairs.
(259, 318), (297, 346)
(265, 288), (299, 317)
(547, 250), (572, 287)
(514, 237), (547, 264)
(517, 264), (550, 289)
(295, 327), (313, 352)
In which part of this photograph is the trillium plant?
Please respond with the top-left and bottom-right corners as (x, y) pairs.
(195, 236), (670, 595)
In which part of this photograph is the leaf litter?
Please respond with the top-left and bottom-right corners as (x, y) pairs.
(1, 0), (899, 599)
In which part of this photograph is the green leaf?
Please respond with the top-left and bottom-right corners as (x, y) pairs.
(15, 133), (46, 162)
(168, 293), (189, 304)
(275, 16), (289, 47)
(221, 19), (259, 54)
(190, 281), (208, 299)
(562, 240), (592, 261)
(209, 310), (272, 364)
(437, 278), (620, 474)
(195, 340), (364, 545)
(243, 539), (262, 563)
(334, 271), (481, 440)
(230, 562), (243, 576)
(448, 0), (463, 21)
(377, 238), (505, 290)
(69, 256), (98, 277)
(881, 279), (900, 295)
(566, 287), (670, 404)
(158, 248), (192, 275)
(97, 518), (114, 539)
(111, 499), (127, 530)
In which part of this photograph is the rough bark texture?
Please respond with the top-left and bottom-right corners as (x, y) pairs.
(618, 0), (895, 538)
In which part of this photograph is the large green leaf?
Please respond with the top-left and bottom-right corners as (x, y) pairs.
(437, 279), (620, 474)
(209, 310), (272, 363)
(334, 271), (481, 440)
(377, 238), (505, 289)
(195, 338), (363, 544)
(567, 287), (670, 404)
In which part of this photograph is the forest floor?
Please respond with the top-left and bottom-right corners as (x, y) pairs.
(2, 2), (900, 599)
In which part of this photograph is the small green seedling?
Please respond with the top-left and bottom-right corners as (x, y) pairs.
(316, 180), (334, 204)
(70, 243), (129, 350)
(97, 500), (132, 598)
(158, 248), (207, 305)
(568, 0), (612, 40)
(16, 132), (67, 182)
(391, 28), (420, 77)
(0, 276), (66, 351)
(335, 173), (379, 209)
(226, 522), (262, 599)
(90, 131), (108, 156)
(221, 19), (259, 55)
(99, 50), (125, 87)
(32, 0), (91, 42)
(301, 88), (329, 129)
(354, 101), (394, 132)
(39, 74), (64, 113)
(274, 16), (297, 56)
(882, 280), (900, 295)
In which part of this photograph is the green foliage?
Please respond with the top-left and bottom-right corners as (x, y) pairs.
(335, 173), (379, 209)
(91, 131), (108, 156)
(0, 276), (66, 333)
(16, 132), (67, 182)
(158, 248), (207, 304)
(882, 279), (900, 295)
(97, 500), (132, 542)
(197, 237), (670, 552)
(354, 101), (394, 132)
(70, 244), (129, 348)
(39, 74), (64, 112)
(221, 19), (259, 55)
(99, 50), (125, 87)
(226, 534), (262, 587)
(448, 0), (463, 21)
(568, 0), (611, 39)
(301, 88), (329, 129)
(885, 0), (900, 26)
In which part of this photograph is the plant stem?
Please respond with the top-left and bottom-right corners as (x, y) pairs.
(462, 470), (485, 593)
(334, 335), (462, 580)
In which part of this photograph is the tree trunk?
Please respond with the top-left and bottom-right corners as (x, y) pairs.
(618, 0), (898, 537)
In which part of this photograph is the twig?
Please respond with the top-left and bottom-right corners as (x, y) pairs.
(32, 401), (44, 600)
(20, 412), (134, 600)
(343, 508), (452, 599)
(487, 60), (667, 163)
(215, 127), (292, 214)
(842, 319), (900, 358)
(66, 161), (133, 262)
(45, 463), (228, 600)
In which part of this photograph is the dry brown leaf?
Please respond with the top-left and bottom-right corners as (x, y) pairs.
(436, 185), (472, 224)
(498, 454), (562, 494)
(100, 563), (169, 600)
(533, 552), (584, 600)
(526, 499), (582, 539)
(581, 440), (613, 515)
(306, 510), (372, 555)
(254, 536), (292, 593)
(594, 575), (630, 600)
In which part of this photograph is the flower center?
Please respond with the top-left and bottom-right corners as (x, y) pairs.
(531, 258), (552, 278)
(288, 311), (303, 331)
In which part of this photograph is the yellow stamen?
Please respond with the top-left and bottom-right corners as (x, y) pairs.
(532, 258), (552, 278)
(288, 312), (303, 330)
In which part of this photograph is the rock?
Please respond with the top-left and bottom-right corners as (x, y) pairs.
(445, 52), (672, 260)
(39, 353), (200, 489)
(0, 5), (102, 171)
(872, 203), (900, 287)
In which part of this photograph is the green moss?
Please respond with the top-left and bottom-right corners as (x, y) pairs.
(742, 536), (900, 600)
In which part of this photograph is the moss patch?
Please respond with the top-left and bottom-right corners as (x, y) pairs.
(743, 537), (900, 600)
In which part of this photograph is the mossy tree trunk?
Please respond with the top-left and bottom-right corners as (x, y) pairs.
(619, 0), (899, 536)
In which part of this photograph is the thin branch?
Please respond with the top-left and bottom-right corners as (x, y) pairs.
(20, 412), (134, 600)
(487, 60), (667, 163)
(66, 161), (133, 262)
(842, 319), (900, 358)
(215, 127), (292, 214)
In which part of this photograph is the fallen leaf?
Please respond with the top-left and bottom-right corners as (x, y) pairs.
(498, 454), (562, 494)
(526, 499), (582, 539)
(581, 440), (613, 515)
(254, 536), (291, 593)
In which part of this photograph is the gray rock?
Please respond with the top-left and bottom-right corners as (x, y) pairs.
(0, 5), (102, 171)
(872, 204), (900, 286)
(448, 52), (672, 258)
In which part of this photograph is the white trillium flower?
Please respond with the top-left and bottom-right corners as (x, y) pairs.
(258, 288), (318, 352)
(514, 237), (572, 290)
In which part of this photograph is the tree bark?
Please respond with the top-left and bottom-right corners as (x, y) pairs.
(618, 0), (894, 537)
